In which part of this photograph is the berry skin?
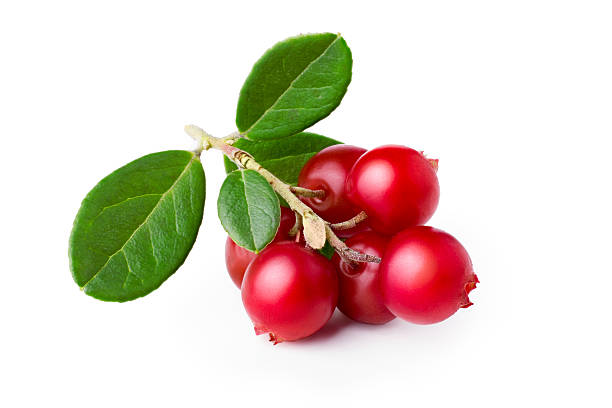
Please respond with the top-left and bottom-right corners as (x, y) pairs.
(380, 226), (478, 324)
(332, 231), (395, 325)
(298, 144), (367, 224)
(224, 238), (255, 288)
(241, 241), (338, 343)
(225, 206), (295, 288)
(346, 145), (440, 235)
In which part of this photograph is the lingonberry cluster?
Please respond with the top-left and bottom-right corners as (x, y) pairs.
(68, 34), (478, 340)
(226, 144), (479, 343)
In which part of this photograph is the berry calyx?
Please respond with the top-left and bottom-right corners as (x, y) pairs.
(380, 226), (478, 324)
(332, 230), (395, 324)
(346, 145), (440, 235)
(241, 241), (338, 343)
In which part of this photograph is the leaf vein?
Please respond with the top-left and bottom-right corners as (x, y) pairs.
(121, 250), (143, 289)
(189, 167), (196, 215)
(269, 105), (334, 113)
(243, 35), (341, 135)
(241, 171), (258, 250)
(88, 193), (163, 228)
(171, 190), (180, 235)
(81, 154), (196, 290)
(290, 85), (336, 90)
(148, 224), (159, 267)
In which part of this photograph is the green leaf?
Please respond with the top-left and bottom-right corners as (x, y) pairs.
(224, 132), (341, 185)
(319, 241), (335, 260)
(236, 33), (352, 140)
(217, 170), (280, 253)
(69, 151), (205, 302)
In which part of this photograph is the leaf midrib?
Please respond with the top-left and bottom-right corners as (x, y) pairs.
(80, 153), (197, 290)
(242, 34), (341, 136)
(241, 171), (257, 251)
(87, 193), (163, 228)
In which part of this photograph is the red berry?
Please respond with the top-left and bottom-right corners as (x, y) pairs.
(225, 206), (295, 288)
(298, 144), (367, 224)
(241, 241), (338, 343)
(380, 226), (478, 324)
(346, 145), (440, 235)
(276, 206), (297, 239)
(332, 231), (395, 325)
(225, 239), (255, 288)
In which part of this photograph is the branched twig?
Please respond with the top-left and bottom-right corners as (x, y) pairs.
(185, 124), (380, 264)
(288, 212), (302, 237)
(330, 211), (368, 230)
(290, 186), (326, 198)
(325, 225), (381, 263)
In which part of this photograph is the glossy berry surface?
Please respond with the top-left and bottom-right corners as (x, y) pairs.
(332, 231), (395, 324)
(346, 145), (440, 235)
(380, 226), (478, 324)
(225, 206), (295, 288)
(298, 144), (366, 224)
(241, 241), (338, 343)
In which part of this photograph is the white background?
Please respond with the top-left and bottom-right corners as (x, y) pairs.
(1, 1), (611, 407)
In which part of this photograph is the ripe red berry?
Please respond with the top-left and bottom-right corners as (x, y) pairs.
(298, 144), (367, 224)
(332, 231), (395, 325)
(225, 206), (295, 288)
(346, 145), (440, 235)
(380, 226), (478, 324)
(241, 241), (338, 343)
(225, 238), (255, 288)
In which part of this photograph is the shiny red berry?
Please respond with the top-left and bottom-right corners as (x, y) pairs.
(241, 241), (338, 343)
(332, 231), (395, 325)
(346, 145), (439, 235)
(225, 206), (295, 288)
(380, 226), (478, 324)
(298, 144), (366, 224)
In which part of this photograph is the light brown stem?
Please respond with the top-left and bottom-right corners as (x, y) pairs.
(290, 186), (326, 199)
(330, 211), (368, 231)
(325, 225), (381, 263)
(185, 125), (380, 264)
(221, 131), (242, 145)
(288, 212), (302, 237)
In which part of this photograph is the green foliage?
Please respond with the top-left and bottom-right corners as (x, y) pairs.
(69, 151), (205, 302)
(319, 241), (335, 260)
(69, 33), (356, 302)
(224, 132), (341, 185)
(217, 170), (280, 253)
(236, 33), (352, 140)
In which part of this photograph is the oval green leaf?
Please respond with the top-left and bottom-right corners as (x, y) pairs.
(69, 150), (206, 302)
(236, 33), (352, 140)
(224, 132), (341, 185)
(217, 170), (280, 253)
